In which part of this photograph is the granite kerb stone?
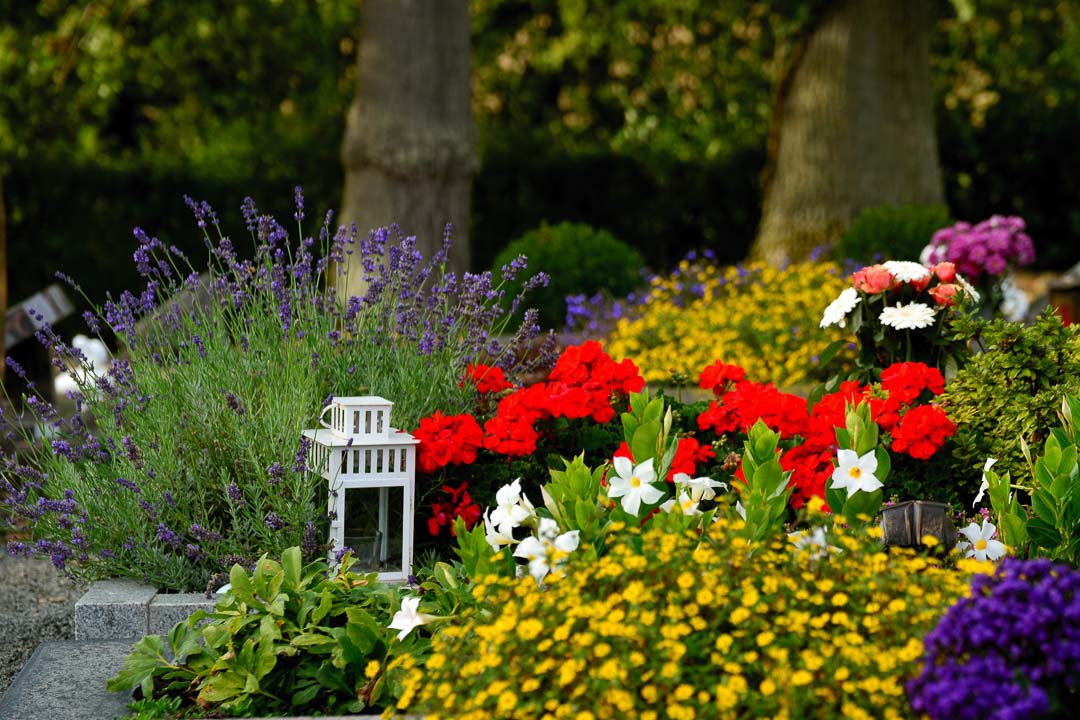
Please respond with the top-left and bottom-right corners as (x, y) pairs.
(76, 579), (216, 640)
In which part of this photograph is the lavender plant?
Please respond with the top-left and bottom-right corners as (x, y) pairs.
(906, 558), (1080, 720)
(1, 189), (554, 591)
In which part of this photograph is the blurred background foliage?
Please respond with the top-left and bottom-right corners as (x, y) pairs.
(2, 0), (1079, 323)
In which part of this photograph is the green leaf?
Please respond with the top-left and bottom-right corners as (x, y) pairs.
(282, 547), (302, 591)
(825, 485), (846, 518)
(105, 635), (169, 693)
(631, 421), (661, 464)
(1027, 517), (1062, 549)
(433, 562), (458, 590)
(291, 682), (321, 707)
(843, 488), (883, 524)
(198, 671), (246, 703)
(228, 564), (255, 604)
(311, 588), (333, 625)
(1032, 488), (1058, 525)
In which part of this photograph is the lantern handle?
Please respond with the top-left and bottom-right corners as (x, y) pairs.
(319, 403), (334, 431)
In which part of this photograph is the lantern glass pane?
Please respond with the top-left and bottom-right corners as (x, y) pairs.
(341, 486), (405, 574)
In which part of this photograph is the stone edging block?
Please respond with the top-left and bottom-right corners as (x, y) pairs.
(75, 581), (216, 640)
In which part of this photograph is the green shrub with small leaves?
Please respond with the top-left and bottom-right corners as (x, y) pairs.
(942, 308), (1080, 497)
(835, 203), (951, 263)
(491, 221), (644, 328)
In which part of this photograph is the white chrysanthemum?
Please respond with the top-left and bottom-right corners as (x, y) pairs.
(955, 274), (981, 304)
(883, 260), (932, 283)
(820, 287), (861, 328)
(879, 302), (936, 330)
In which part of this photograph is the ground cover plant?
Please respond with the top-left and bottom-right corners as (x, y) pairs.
(597, 254), (856, 389)
(0, 190), (552, 591)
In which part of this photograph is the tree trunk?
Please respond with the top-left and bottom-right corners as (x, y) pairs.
(752, 0), (943, 266)
(339, 0), (478, 298)
(0, 172), (7, 379)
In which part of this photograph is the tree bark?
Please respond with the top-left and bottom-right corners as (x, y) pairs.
(752, 0), (943, 266)
(339, 0), (478, 298)
(0, 172), (7, 379)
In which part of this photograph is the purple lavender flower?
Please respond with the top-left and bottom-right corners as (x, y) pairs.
(264, 512), (285, 530)
(226, 483), (244, 506)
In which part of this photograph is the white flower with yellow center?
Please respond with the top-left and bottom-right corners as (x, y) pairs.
(388, 596), (439, 641)
(957, 519), (1007, 562)
(608, 456), (665, 517)
(661, 491), (701, 516)
(883, 260), (931, 283)
(820, 287), (861, 328)
(830, 449), (882, 495)
(483, 508), (517, 553)
(879, 302), (936, 330)
(513, 521), (580, 582)
(672, 472), (727, 502)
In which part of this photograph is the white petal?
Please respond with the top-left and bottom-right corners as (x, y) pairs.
(613, 455), (634, 479)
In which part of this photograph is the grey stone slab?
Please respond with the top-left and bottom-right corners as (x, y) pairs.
(75, 579), (157, 640)
(0, 640), (134, 720)
(148, 593), (217, 636)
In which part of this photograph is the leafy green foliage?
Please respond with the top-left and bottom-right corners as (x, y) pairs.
(735, 420), (792, 542)
(826, 402), (887, 524)
(834, 203), (951, 263)
(986, 395), (1080, 565)
(491, 221), (644, 328)
(108, 547), (433, 717)
(942, 308), (1080, 495)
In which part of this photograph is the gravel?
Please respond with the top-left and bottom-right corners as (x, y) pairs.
(0, 546), (87, 696)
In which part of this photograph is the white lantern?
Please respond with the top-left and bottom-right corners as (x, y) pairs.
(302, 396), (418, 583)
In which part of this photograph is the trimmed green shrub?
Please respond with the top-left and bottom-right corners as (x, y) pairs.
(491, 221), (645, 328)
(941, 308), (1080, 497)
(835, 203), (951, 264)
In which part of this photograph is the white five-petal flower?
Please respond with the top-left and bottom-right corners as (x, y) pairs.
(879, 302), (937, 330)
(388, 596), (439, 641)
(607, 456), (665, 517)
(883, 260), (932, 283)
(789, 526), (832, 559)
(483, 508), (517, 553)
(830, 449), (883, 495)
(972, 457), (997, 507)
(672, 472), (727, 502)
(490, 478), (532, 535)
(820, 287), (861, 329)
(660, 491), (701, 516)
(957, 519), (1007, 562)
(513, 525), (580, 583)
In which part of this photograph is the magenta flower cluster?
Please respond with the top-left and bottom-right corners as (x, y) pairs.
(925, 215), (1036, 281)
(906, 558), (1080, 720)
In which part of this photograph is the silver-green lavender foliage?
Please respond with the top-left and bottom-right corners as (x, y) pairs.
(1, 189), (554, 591)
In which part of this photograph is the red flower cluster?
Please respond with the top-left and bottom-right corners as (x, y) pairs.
(545, 341), (645, 423)
(461, 363), (513, 395)
(698, 360), (746, 395)
(427, 482), (482, 537)
(890, 404), (957, 460)
(413, 411), (484, 474)
(696, 361), (957, 509)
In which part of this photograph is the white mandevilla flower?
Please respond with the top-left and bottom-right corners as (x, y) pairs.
(879, 302), (936, 330)
(820, 287), (861, 329)
(489, 478), (532, 535)
(957, 519), (1007, 562)
(734, 499), (746, 520)
(660, 491), (701, 516)
(513, 525), (581, 583)
(483, 508), (516, 553)
(972, 457), (997, 508)
(883, 260), (932, 284)
(673, 472), (727, 502)
(789, 526), (831, 559)
(830, 449), (883, 495)
(388, 596), (439, 641)
(608, 456), (665, 517)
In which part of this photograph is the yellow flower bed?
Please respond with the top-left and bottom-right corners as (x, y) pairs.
(603, 259), (855, 388)
(403, 512), (989, 720)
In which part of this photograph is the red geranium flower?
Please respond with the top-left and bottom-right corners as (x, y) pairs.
(880, 362), (945, 406)
(667, 437), (716, 481)
(461, 363), (513, 395)
(890, 404), (956, 460)
(413, 411), (484, 474)
(698, 361), (747, 396)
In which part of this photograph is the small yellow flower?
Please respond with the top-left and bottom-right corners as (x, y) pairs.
(364, 659), (380, 679)
(791, 669), (814, 686)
